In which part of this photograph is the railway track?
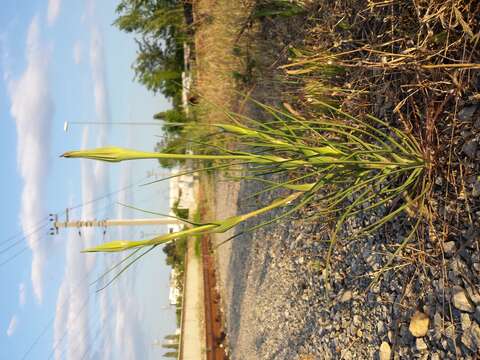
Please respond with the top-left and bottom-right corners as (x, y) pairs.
(201, 233), (228, 360)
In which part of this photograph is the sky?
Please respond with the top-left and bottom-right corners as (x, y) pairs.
(0, 0), (178, 359)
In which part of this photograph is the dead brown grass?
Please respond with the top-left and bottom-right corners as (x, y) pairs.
(192, 0), (257, 124)
(282, 0), (480, 247)
(191, 0), (254, 216)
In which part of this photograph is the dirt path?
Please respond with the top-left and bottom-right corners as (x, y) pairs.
(181, 239), (206, 360)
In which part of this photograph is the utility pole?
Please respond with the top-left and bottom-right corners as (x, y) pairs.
(63, 121), (187, 132)
(48, 210), (182, 235)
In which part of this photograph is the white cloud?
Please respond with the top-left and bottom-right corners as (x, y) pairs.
(65, 235), (90, 360)
(92, 162), (149, 360)
(51, 26), (113, 356)
(8, 16), (53, 304)
(86, 26), (110, 256)
(51, 128), (108, 359)
(52, 228), (91, 360)
(89, 27), (110, 134)
(79, 127), (108, 269)
(0, 33), (11, 82)
(52, 186), (98, 360)
(106, 163), (148, 360)
(19, 283), (26, 307)
(101, 265), (147, 360)
(111, 297), (146, 359)
(52, 21), (147, 360)
(73, 41), (82, 65)
(47, 0), (62, 26)
(6, 315), (18, 337)
(52, 282), (68, 360)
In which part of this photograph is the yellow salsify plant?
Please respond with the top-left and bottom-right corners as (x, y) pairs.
(81, 192), (302, 253)
(63, 101), (429, 286)
(62, 145), (309, 169)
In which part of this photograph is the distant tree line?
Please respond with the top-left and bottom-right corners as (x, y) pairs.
(114, 0), (196, 169)
(114, 0), (190, 107)
(153, 109), (190, 168)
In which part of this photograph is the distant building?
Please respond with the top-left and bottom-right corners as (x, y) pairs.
(167, 167), (196, 234)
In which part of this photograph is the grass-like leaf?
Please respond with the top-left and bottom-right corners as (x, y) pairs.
(65, 99), (428, 285)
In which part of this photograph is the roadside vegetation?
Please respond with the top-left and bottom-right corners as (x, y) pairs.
(114, 0), (199, 168)
(114, 0), (188, 105)
(63, 0), (480, 356)
(68, 0), (480, 287)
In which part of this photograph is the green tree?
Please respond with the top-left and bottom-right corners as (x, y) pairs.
(154, 137), (188, 169)
(133, 40), (183, 105)
(162, 237), (187, 268)
(171, 190), (189, 219)
(163, 351), (179, 358)
(154, 109), (189, 135)
(164, 334), (180, 341)
(114, 0), (188, 105)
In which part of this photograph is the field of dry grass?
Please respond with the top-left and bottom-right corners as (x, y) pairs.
(192, 1), (252, 123)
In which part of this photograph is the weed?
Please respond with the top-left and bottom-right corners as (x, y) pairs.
(252, 0), (306, 18)
(63, 100), (428, 284)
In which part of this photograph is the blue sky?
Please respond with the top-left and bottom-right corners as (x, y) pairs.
(0, 0), (178, 358)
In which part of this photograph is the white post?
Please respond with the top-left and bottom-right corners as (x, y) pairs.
(53, 217), (182, 229)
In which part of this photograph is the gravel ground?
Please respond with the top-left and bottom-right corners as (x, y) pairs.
(210, 106), (480, 360)
(204, 3), (480, 359)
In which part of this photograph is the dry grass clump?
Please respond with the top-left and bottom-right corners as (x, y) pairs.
(282, 0), (480, 249)
(284, 0), (480, 132)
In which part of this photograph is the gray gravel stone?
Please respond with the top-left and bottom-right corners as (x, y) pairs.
(461, 329), (477, 352)
(461, 313), (472, 330)
(474, 306), (480, 324)
(409, 311), (429, 337)
(377, 321), (385, 335)
(462, 140), (478, 159)
(458, 105), (478, 122)
(443, 241), (456, 256)
(339, 290), (352, 303)
(416, 338), (428, 351)
(379, 341), (391, 360)
(433, 312), (443, 339)
(471, 323), (480, 347)
(452, 287), (475, 313)
(472, 180), (480, 197)
(465, 286), (480, 305)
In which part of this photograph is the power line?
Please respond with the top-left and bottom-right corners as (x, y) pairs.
(0, 233), (49, 268)
(0, 171), (162, 267)
(22, 248), (97, 360)
(13, 170), (170, 358)
(0, 169), (156, 250)
(67, 174), (153, 214)
(0, 223), (50, 255)
(0, 217), (50, 248)
(47, 290), (92, 360)
(78, 304), (105, 360)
